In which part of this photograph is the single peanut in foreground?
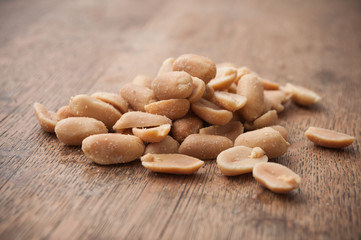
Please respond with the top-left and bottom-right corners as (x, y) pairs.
(34, 102), (57, 132)
(253, 162), (301, 193)
(305, 127), (354, 148)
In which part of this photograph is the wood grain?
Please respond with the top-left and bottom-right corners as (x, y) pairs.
(0, 0), (360, 239)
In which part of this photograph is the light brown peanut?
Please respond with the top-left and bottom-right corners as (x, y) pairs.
(199, 121), (244, 142)
(213, 91), (247, 111)
(91, 92), (128, 113)
(188, 77), (206, 103)
(33, 102), (57, 132)
(173, 54), (217, 83)
(144, 99), (190, 120)
(113, 111), (171, 133)
(55, 117), (108, 145)
(144, 136), (180, 154)
(237, 74), (265, 121)
(157, 57), (175, 76)
(235, 66), (251, 83)
(120, 83), (156, 111)
(82, 134), (145, 165)
(253, 162), (301, 193)
(235, 127), (290, 158)
(264, 90), (288, 113)
(227, 83), (238, 93)
(305, 127), (354, 148)
(270, 125), (288, 141)
(69, 94), (122, 130)
(152, 71), (193, 100)
(202, 84), (215, 100)
(285, 83), (321, 106)
(244, 110), (278, 131)
(171, 115), (203, 142)
(179, 134), (233, 160)
(56, 105), (74, 121)
(208, 67), (237, 91)
(216, 62), (239, 69)
(141, 153), (204, 174)
(132, 124), (171, 143)
(217, 146), (268, 176)
(262, 79), (280, 90)
(132, 74), (153, 89)
(191, 98), (233, 125)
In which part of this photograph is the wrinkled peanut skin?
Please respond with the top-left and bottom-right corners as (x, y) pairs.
(152, 71), (193, 100)
(120, 83), (156, 111)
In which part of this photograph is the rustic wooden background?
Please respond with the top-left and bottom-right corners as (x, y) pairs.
(0, 0), (360, 239)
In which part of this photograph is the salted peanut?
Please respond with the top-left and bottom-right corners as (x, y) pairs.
(144, 99), (190, 120)
(188, 77), (206, 103)
(208, 67), (237, 91)
(253, 162), (301, 193)
(69, 95), (121, 130)
(141, 153), (204, 174)
(173, 54), (216, 83)
(157, 57), (175, 76)
(132, 74), (153, 89)
(132, 124), (171, 143)
(91, 92), (128, 113)
(235, 127), (290, 158)
(82, 134), (145, 165)
(213, 91), (247, 111)
(217, 146), (268, 176)
(202, 84), (215, 100)
(262, 96), (273, 114)
(305, 127), (354, 148)
(270, 125), (288, 141)
(179, 134), (233, 160)
(33, 102), (57, 132)
(56, 105), (74, 121)
(113, 111), (171, 133)
(264, 90), (288, 113)
(199, 121), (244, 142)
(171, 115), (203, 142)
(144, 136), (180, 154)
(227, 83), (237, 93)
(237, 74), (265, 121)
(244, 110), (278, 131)
(120, 83), (156, 111)
(152, 71), (193, 100)
(191, 98), (233, 125)
(235, 66), (251, 83)
(285, 83), (321, 106)
(55, 117), (108, 145)
(262, 79), (279, 90)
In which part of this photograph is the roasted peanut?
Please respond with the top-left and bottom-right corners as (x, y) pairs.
(171, 115), (203, 142)
(235, 127), (290, 158)
(144, 136), (180, 154)
(132, 74), (153, 89)
(188, 77), (206, 103)
(82, 134), (145, 165)
(144, 99), (190, 120)
(216, 62), (239, 69)
(132, 124), (171, 143)
(152, 71), (193, 100)
(141, 153), (204, 174)
(285, 83), (321, 106)
(270, 125), (288, 141)
(199, 121), (244, 142)
(244, 110), (278, 131)
(120, 83), (156, 111)
(253, 162), (301, 193)
(173, 54), (216, 83)
(56, 105), (74, 121)
(69, 94), (122, 130)
(262, 79), (280, 90)
(55, 117), (108, 145)
(202, 84), (215, 100)
(217, 146), (268, 176)
(213, 91), (247, 111)
(157, 57), (175, 76)
(208, 67), (237, 91)
(264, 90), (288, 113)
(179, 134), (233, 160)
(305, 127), (354, 148)
(235, 66), (251, 83)
(33, 102), (57, 132)
(191, 98), (233, 125)
(91, 92), (128, 113)
(227, 83), (237, 93)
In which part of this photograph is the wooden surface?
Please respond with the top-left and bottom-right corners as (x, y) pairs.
(0, 0), (360, 239)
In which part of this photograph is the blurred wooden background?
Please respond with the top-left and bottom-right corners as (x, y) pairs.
(0, 0), (360, 239)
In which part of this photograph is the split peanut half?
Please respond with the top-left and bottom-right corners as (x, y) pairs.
(305, 127), (354, 148)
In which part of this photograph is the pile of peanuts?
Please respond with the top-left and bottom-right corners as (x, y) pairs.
(34, 54), (355, 194)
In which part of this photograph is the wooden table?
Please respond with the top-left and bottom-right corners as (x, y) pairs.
(1, 0), (360, 239)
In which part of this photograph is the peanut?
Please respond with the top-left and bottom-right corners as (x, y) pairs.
(244, 110), (278, 131)
(120, 83), (156, 111)
(144, 99), (190, 120)
(199, 121), (244, 142)
(285, 83), (321, 106)
(305, 127), (354, 148)
(171, 115), (203, 142)
(132, 74), (153, 89)
(144, 136), (180, 154)
(152, 71), (193, 100)
(33, 102), (57, 132)
(264, 90), (288, 113)
(132, 124), (171, 143)
(208, 67), (237, 91)
(202, 84), (215, 100)
(213, 91), (247, 111)
(157, 57), (175, 76)
(191, 98), (233, 125)
(91, 92), (128, 113)
(270, 125), (288, 141)
(56, 105), (74, 121)
(261, 79), (280, 90)
(188, 77), (206, 103)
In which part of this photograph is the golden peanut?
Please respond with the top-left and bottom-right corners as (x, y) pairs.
(305, 127), (354, 148)
(113, 111), (171, 133)
(253, 162), (301, 193)
(262, 79), (280, 90)
(264, 90), (288, 113)
(213, 91), (247, 111)
(132, 74), (153, 89)
(91, 92), (128, 113)
(202, 84), (215, 100)
(270, 125), (288, 141)
(120, 83), (156, 111)
(217, 146), (268, 176)
(171, 115), (203, 142)
(82, 134), (145, 165)
(157, 57), (175, 76)
(234, 127), (290, 158)
(144, 136), (180, 154)
(191, 98), (233, 125)
(244, 110), (278, 131)
(55, 117), (108, 145)
(227, 83), (237, 93)
(173, 54), (216, 83)
(199, 121), (244, 142)
(208, 67), (237, 91)
(69, 94), (121, 130)
(141, 153), (204, 174)
(235, 66), (251, 83)
(33, 102), (57, 132)
(237, 74), (265, 121)
(132, 124), (171, 143)
(56, 105), (74, 121)
(144, 99), (190, 120)
(152, 71), (193, 100)
(285, 83), (321, 106)
(179, 134), (233, 160)
(188, 77), (206, 103)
